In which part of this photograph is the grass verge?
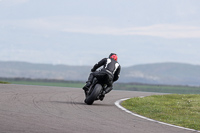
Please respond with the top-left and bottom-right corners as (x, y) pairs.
(121, 94), (200, 131)
(1, 78), (200, 94)
(1, 79), (85, 88)
(114, 83), (200, 94)
(0, 81), (10, 84)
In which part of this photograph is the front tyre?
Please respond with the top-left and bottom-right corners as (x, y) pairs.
(84, 84), (102, 105)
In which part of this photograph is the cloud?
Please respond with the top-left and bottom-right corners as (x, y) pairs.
(62, 23), (200, 39)
(121, 24), (200, 38)
(1, 16), (200, 39)
(23, 16), (200, 39)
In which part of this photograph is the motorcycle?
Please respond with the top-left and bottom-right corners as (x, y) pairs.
(84, 76), (107, 105)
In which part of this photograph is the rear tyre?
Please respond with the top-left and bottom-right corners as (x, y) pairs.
(85, 84), (102, 105)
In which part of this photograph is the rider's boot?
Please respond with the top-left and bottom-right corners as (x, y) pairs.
(99, 87), (112, 101)
(83, 73), (93, 93)
(83, 81), (91, 96)
(99, 91), (105, 101)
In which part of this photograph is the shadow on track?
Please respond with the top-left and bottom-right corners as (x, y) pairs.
(50, 101), (114, 106)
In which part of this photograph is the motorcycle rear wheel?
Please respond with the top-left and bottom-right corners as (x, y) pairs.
(84, 84), (102, 105)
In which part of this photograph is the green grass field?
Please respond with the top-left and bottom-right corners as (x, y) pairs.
(1, 78), (200, 94)
(114, 83), (200, 94)
(121, 94), (200, 131)
(0, 81), (9, 84)
(0, 79), (85, 88)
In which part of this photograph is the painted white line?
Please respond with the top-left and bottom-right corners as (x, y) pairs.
(115, 98), (200, 132)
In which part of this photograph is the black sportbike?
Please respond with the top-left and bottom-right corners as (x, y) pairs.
(84, 75), (109, 105)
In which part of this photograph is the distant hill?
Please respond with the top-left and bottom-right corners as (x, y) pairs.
(0, 61), (200, 86)
(120, 62), (200, 86)
(0, 61), (91, 81)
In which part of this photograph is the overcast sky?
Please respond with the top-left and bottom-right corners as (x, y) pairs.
(0, 0), (200, 67)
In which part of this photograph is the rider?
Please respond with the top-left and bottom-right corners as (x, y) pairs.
(83, 53), (121, 100)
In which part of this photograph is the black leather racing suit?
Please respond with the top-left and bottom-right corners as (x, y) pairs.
(87, 57), (121, 94)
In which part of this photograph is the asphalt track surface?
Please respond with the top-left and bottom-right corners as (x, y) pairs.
(0, 84), (196, 133)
